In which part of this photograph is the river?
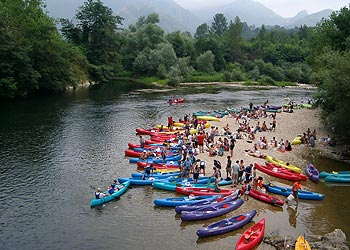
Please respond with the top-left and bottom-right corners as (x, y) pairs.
(0, 83), (349, 249)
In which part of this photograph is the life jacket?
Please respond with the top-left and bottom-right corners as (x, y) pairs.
(95, 192), (100, 199)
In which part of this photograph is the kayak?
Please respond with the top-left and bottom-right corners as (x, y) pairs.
(319, 171), (350, 178)
(295, 235), (311, 250)
(90, 180), (130, 207)
(255, 163), (307, 182)
(263, 183), (325, 200)
(176, 186), (234, 197)
(131, 171), (179, 179)
(265, 155), (301, 173)
(118, 176), (163, 186)
(175, 194), (238, 213)
(248, 189), (284, 206)
(197, 210), (257, 237)
(167, 98), (185, 104)
(325, 175), (350, 183)
(235, 218), (265, 250)
(152, 181), (215, 191)
(129, 154), (181, 163)
(292, 136), (302, 145)
(196, 116), (220, 122)
(181, 199), (244, 221)
(305, 163), (319, 183)
(154, 195), (219, 207)
(136, 162), (180, 169)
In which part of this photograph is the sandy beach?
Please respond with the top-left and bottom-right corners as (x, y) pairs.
(196, 107), (329, 180)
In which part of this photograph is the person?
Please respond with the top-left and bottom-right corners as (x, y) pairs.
(252, 176), (259, 190)
(139, 150), (148, 160)
(244, 163), (253, 182)
(167, 116), (174, 129)
(225, 156), (232, 180)
(231, 160), (239, 187)
(241, 180), (251, 201)
(285, 140), (292, 151)
(95, 188), (106, 199)
(213, 159), (221, 170)
(142, 164), (154, 180)
(139, 135), (145, 148)
(199, 159), (206, 175)
(197, 132), (205, 153)
(249, 102), (253, 112)
(193, 165), (200, 184)
(161, 147), (167, 163)
(257, 176), (263, 190)
(309, 135), (315, 147)
(183, 156), (192, 178)
(212, 166), (222, 191)
(291, 179), (302, 203)
(110, 180), (120, 193)
(238, 160), (245, 184)
(228, 136), (235, 157)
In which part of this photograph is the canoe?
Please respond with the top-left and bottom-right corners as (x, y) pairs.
(176, 186), (234, 197)
(292, 136), (302, 145)
(305, 163), (319, 183)
(167, 98), (185, 104)
(248, 189), (284, 206)
(235, 218), (265, 250)
(255, 163), (307, 182)
(295, 235), (311, 250)
(90, 180), (130, 207)
(265, 155), (301, 173)
(175, 194), (238, 213)
(319, 171), (350, 178)
(131, 171), (179, 179)
(263, 183), (325, 200)
(196, 116), (220, 122)
(154, 195), (219, 207)
(180, 199), (244, 221)
(153, 181), (215, 191)
(137, 161), (179, 168)
(129, 154), (181, 163)
(325, 175), (350, 183)
(118, 176), (163, 186)
(197, 210), (257, 237)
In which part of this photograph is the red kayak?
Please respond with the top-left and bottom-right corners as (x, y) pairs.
(137, 162), (180, 170)
(176, 187), (234, 197)
(167, 98), (185, 104)
(235, 218), (265, 250)
(255, 163), (307, 182)
(128, 143), (165, 149)
(248, 189), (284, 206)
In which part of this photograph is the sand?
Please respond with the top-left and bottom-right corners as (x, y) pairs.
(196, 107), (329, 179)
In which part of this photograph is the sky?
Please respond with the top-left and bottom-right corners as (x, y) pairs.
(174, 0), (350, 17)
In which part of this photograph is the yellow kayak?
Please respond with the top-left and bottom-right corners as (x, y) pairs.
(196, 116), (220, 122)
(292, 136), (302, 145)
(265, 155), (301, 173)
(295, 235), (311, 250)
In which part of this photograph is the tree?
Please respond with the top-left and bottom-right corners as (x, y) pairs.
(195, 23), (210, 38)
(195, 51), (215, 72)
(224, 17), (244, 63)
(211, 13), (228, 36)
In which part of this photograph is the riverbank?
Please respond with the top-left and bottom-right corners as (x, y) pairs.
(197, 107), (332, 178)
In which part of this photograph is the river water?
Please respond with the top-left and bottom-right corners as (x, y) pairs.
(0, 83), (349, 250)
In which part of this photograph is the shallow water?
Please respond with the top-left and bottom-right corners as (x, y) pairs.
(0, 84), (348, 249)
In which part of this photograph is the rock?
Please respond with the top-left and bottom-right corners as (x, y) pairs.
(263, 229), (348, 250)
(311, 229), (349, 250)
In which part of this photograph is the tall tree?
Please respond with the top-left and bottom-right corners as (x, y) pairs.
(224, 17), (244, 63)
(211, 13), (228, 36)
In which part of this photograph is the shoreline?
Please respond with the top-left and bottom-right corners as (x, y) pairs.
(195, 107), (346, 178)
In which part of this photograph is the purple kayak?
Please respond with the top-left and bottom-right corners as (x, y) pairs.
(180, 199), (244, 221)
(175, 193), (238, 213)
(305, 163), (319, 183)
(196, 210), (257, 237)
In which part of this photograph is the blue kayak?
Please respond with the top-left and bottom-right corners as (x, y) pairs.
(180, 199), (244, 221)
(129, 155), (181, 163)
(197, 210), (257, 237)
(153, 195), (220, 207)
(264, 183), (325, 200)
(325, 175), (350, 183)
(319, 171), (350, 178)
(152, 181), (215, 191)
(131, 172), (179, 179)
(175, 193), (238, 213)
(118, 176), (161, 186)
(90, 180), (130, 207)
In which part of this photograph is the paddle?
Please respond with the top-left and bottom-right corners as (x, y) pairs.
(245, 228), (260, 241)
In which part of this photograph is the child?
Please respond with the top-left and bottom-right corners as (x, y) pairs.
(242, 181), (251, 201)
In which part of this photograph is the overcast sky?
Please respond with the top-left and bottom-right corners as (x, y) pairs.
(174, 0), (349, 17)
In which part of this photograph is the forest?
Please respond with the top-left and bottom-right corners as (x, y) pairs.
(0, 0), (349, 141)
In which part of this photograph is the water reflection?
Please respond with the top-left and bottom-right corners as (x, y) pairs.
(287, 205), (299, 228)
